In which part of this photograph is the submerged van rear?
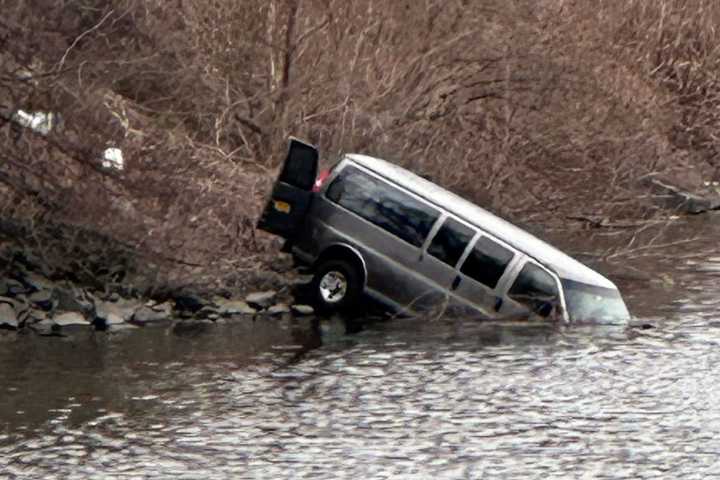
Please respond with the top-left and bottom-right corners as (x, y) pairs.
(257, 139), (631, 324)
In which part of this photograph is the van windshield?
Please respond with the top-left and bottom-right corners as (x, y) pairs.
(561, 279), (630, 324)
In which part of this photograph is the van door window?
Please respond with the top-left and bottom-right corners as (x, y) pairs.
(508, 262), (559, 317)
(326, 166), (439, 247)
(460, 236), (514, 289)
(427, 217), (475, 267)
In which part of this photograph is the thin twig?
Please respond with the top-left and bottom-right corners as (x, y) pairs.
(56, 9), (114, 72)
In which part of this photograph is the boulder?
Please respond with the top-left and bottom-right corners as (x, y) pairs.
(154, 301), (173, 315)
(291, 304), (315, 316)
(0, 296), (30, 328)
(132, 304), (172, 325)
(28, 289), (54, 311)
(0, 295), (15, 307)
(28, 309), (48, 323)
(29, 318), (60, 336)
(246, 291), (277, 309)
(197, 305), (220, 317)
(94, 302), (127, 329)
(266, 303), (291, 315)
(0, 303), (18, 329)
(21, 273), (55, 293)
(217, 300), (256, 316)
(4, 279), (27, 296)
(53, 311), (91, 327)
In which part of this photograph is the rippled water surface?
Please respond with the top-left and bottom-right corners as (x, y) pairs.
(3, 216), (720, 479)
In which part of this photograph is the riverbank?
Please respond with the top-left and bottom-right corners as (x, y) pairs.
(0, 223), (317, 335)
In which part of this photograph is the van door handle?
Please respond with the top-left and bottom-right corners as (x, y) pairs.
(451, 275), (461, 290)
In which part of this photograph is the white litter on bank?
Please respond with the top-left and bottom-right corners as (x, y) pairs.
(102, 147), (124, 171)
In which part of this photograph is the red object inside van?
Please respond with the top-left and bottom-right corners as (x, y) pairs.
(312, 169), (331, 192)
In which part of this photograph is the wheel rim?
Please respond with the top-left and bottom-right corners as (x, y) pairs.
(319, 270), (348, 304)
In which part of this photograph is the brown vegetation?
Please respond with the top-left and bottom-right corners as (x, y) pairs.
(1, 0), (720, 293)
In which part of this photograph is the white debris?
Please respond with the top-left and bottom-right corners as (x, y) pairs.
(102, 147), (124, 171)
(11, 110), (57, 135)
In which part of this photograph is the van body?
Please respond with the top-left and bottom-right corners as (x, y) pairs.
(258, 139), (631, 324)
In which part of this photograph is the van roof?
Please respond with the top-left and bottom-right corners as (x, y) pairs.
(346, 154), (617, 290)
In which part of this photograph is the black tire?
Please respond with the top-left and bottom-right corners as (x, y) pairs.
(311, 259), (363, 313)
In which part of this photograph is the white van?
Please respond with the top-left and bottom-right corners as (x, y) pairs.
(258, 139), (630, 324)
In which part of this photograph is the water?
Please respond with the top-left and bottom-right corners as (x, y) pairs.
(2, 216), (720, 479)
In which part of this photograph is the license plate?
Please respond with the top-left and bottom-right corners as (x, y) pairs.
(273, 200), (291, 213)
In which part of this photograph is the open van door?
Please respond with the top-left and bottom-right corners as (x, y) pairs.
(256, 138), (319, 239)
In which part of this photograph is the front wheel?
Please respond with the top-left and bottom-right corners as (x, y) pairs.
(311, 259), (362, 313)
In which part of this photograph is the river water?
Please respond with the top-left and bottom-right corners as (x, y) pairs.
(2, 215), (720, 479)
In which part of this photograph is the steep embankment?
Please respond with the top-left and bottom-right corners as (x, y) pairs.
(1, 0), (720, 313)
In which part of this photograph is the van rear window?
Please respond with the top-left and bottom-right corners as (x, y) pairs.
(326, 166), (439, 247)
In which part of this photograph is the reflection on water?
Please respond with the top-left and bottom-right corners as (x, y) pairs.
(2, 217), (720, 478)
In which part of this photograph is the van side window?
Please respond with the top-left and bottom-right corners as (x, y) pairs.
(427, 217), (475, 267)
(460, 236), (514, 288)
(326, 166), (439, 247)
(508, 263), (559, 317)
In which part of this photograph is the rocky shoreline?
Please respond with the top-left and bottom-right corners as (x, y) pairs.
(0, 257), (314, 337)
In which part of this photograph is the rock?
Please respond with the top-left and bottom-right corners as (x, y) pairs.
(29, 318), (61, 336)
(217, 300), (256, 316)
(246, 291), (277, 309)
(5, 279), (26, 296)
(28, 309), (48, 323)
(173, 294), (205, 313)
(154, 301), (173, 315)
(21, 273), (55, 293)
(94, 302), (126, 330)
(95, 299), (143, 329)
(266, 303), (291, 315)
(197, 305), (220, 317)
(288, 274), (314, 286)
(291, 304), (315, 316)
(15, 305), (30, 328)
(53, 311), (90, 327)
(0, 303), (18, 329)
(132, 305), (172, 325)
(0, 295), (15, 307)
(0, 296), (30, 328)
(28, 289), (54, 311)
(54, 285), (94, 314)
